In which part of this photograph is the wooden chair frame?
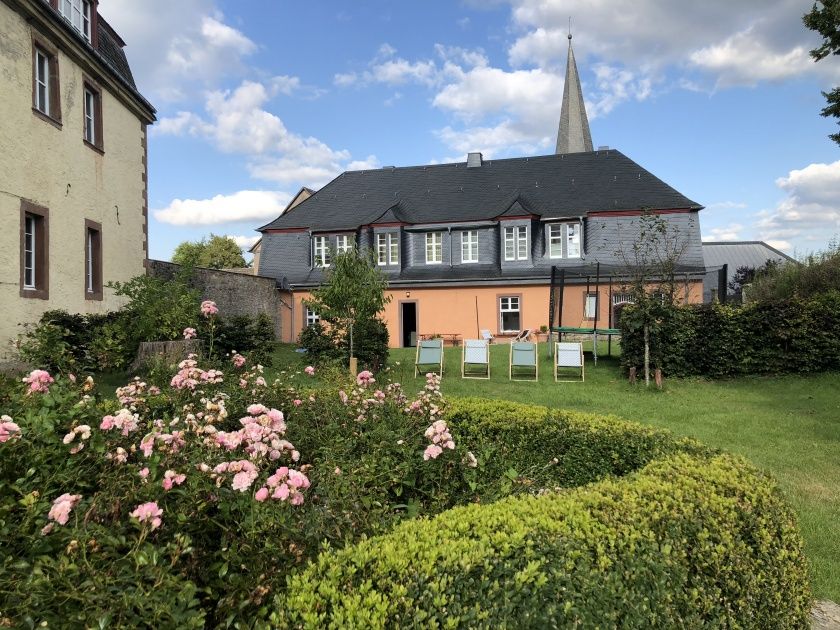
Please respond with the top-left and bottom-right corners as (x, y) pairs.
(461, 339), (490, 379)
(509, 341), (538, 381)
(415, 338), (444, 378)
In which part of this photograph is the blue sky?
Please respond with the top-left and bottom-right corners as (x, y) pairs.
(99, 0), (840, 261)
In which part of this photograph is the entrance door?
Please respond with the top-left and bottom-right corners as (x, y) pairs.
(401, 302), (417, 348)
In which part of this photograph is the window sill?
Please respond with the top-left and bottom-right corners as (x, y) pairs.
(20, 287), (49, 300)
(85, 291), (103, 301)
(83, 139), (104, 155)
(32, 108), (62, 130)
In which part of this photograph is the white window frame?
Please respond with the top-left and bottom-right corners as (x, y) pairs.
(566, 222), (581, 258)
(84, 88), (96, 145)
(499, 296), (521, 333)
(313, 235), (330, 267)
(547, 222), (582, 259)
(86, 228), (94, 293)
(35, 48), (50, 116)
(503, 225), (528, 261)
(59, 0), (92, 42)
(24, 215), (36, 289)
(461, 230), (478, 263)
(425, 232), (443, 264)
(612, 293), (634, 306)
(335, 234), (352, 255)
(547, 224), (564, 258)
(585, 293), (598, 319)
(305, 308), (320, 327)
(377, 233), (399, 266)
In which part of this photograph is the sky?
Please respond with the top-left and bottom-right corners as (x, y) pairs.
(98, 0), (840, 262)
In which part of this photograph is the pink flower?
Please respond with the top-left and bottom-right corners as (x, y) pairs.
(130, 501), (163, 530)
(162, 469), (186, 490)
(232, 353), (246, 368)
(68, 373), (77, 383)
(247, 404), (268, 416)
(183, 327), (197, 340)
(293, 399), (302, 406)
(100, 409), (139, 436)
(139, 467), (150, 481)
(47, 493), (82, 526)
(232, 471), (255, 492)
(338, 390), (349, 404)
(356, 370), (375, 387)
(200, 300), (219, 317)
(255, 487), (269, 502)
(304, 366), (315, 376)
(423, 444), (444, 461)
(0, 416), (21, 443)
(273, 484), (290, 500)
(334, 467), (342, 475)
(23, 369), (54, 394)
(255, 377), (267, 387)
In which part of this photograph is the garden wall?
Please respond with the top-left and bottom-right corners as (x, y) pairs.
(146, 260), (282, 339)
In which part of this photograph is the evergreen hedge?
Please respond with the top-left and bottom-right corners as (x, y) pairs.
(275, 400), (811, 628)
(619, 291), (840, 377)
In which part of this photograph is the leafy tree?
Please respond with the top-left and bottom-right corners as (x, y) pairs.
(172, 235), (247, 269)
(303, 248), (391, 365)
(615, 211), (694, 386)
(803, 1), (840, 145)
(727, 260), (780, 302)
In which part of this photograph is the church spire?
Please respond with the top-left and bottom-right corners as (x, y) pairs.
(555, 32), (593, 154)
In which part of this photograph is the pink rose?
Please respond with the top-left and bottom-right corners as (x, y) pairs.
(255, 487), (269, 502)
(304, 366), (315, 376)
(130, 501), (163, 530)
(183, 327), (197, 340)
(200, 300), (219, 317)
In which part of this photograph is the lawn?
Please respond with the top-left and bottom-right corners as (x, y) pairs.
(270, 341), (840, 601)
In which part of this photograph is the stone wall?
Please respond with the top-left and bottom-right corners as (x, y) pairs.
(146, 260), (282, 339)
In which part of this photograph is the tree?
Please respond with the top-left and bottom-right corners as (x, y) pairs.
(303, 248), (391, 365)
(172, 235), (247, 269)
(615, 211), (693, 386)
(804, 1), (840, 145)
(728, 260), (779, 302)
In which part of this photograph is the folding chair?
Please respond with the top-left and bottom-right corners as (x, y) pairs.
(554, 342), (584, 382)
(480, 329), (494, 344)
(513, 329), (532, 342)
(462, 339), (490, 379)
(509, 341), (538, 381)
(415, 338), (444, 377)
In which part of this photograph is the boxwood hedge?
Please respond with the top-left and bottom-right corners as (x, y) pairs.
(274, 399), (811, 629)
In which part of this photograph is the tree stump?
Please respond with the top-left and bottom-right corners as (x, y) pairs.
(655, 368), (664, 389)
(629, 367), (637, 384)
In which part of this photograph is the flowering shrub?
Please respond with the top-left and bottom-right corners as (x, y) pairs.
(22, 369), (54, 394)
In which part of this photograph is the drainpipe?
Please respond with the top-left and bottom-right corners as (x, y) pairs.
(448, 226), (453, 266)
(579, 215), (586, 257)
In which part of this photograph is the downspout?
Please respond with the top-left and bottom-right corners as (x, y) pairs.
(448, 226), (453, 266)
(579, 215), (586, 258)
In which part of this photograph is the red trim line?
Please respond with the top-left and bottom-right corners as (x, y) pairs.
(496, 214), (537, 221)
(587, 208), (693, 218)
(263, 227), (309, 234)
(363, 222), (407, 228)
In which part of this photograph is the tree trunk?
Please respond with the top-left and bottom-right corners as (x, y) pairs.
(349, 321), (354, 364)
(643, 323), (650, 387)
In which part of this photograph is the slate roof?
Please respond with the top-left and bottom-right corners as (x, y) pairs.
(259, 149), (702, 232)
(703, 241), (796, 290)
(97, 17), (136, 89)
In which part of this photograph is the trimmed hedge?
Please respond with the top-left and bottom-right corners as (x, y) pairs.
(274, 400), (811, 628)
(619, 292), (840, 377)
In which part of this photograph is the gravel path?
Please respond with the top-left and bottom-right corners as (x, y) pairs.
(812, 600), (840, 629)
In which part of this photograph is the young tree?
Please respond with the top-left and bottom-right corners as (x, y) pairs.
(303, 248), (391, 364)
(172, 235), (248, 269)
(615, 211), (693, 386)
(803, 0), (840, 145)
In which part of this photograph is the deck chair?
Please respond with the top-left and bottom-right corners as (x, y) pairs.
(554, 342), (584, 382)
(462, 339), (490, 379)
(415, 338), (444, 377)
(480, 329), (494, 344)
(512, 329), (532, 342)
(509, 341), (538, 381)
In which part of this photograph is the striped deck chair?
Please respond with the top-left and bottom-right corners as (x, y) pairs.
(415, 338), (444, 378)
(509, 341), (538, 381)
(462, 339), (490, 379)
(554, 342), (584, 382)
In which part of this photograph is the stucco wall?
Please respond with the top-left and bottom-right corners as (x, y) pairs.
(146, 261), (282, 339)
(284, 281), (703, 348)
(0, 2), (147, 360)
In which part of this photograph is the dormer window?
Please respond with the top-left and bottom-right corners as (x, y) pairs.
(313, 235), (330, 267)
(461, 230), (478, 263)
(335, 234), (353, 254)
(59, 0), (93, 42)
(425, 232), (443, 264)
(503, 225), (528, 261)
(547, 222), (582, 259)
(376, 233), (399, 266)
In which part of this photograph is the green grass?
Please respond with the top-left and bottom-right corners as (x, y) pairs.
(271, 341), (840, 601)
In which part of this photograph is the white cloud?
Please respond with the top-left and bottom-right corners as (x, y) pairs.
(98, 2), (257, 101)
(707, 201), (748, 210)
(702, 224), (744, 242)
(153, 190), (291, 226)
(757, 160), (840, 249)
(347, 155), (382, 171)
(230, 235), (261, 250)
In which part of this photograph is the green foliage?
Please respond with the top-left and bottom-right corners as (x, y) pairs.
(303, 249), (391, 363)
(746, 242), (840, 303)
(211, 313), (276, 366)
(276, 451), (811, 629)
(297, 322), (343, 365)
(619, 292), (840, 377)
(172, 234), (248, 269)
(110, 272), (201, 345)
(803, 0), (840, 144)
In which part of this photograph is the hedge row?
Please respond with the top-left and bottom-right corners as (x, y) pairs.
(274, 400), (811, 628)
(446, 397), (708, 488)
(619, 291), (840, 377)
(275, 453), (810, 628)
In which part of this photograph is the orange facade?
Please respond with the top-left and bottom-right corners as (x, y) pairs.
(280, 281), (703, 348)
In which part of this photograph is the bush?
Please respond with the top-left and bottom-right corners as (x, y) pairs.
(747, 241), (840, 302)
(298, 318), (389, 372)
(211, 313), (276, 366)
(298, 322), (343, 365)
(276, 452), (810, 629)
(619, 293), (840, 377)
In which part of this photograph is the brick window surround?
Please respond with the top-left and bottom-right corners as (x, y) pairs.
(20, 200), (50, 300)
(84, 219), (103, 300)
(82, 77), (104, 152)
(31, 31), (62, 127)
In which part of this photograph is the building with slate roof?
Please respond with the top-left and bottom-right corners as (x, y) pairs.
(702, 241), (796, 302)
(0, 0), (155, 362)
(256, 36), (706, 347)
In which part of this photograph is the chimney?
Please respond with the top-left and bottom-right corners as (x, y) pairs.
(467, 152), (483, 168)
